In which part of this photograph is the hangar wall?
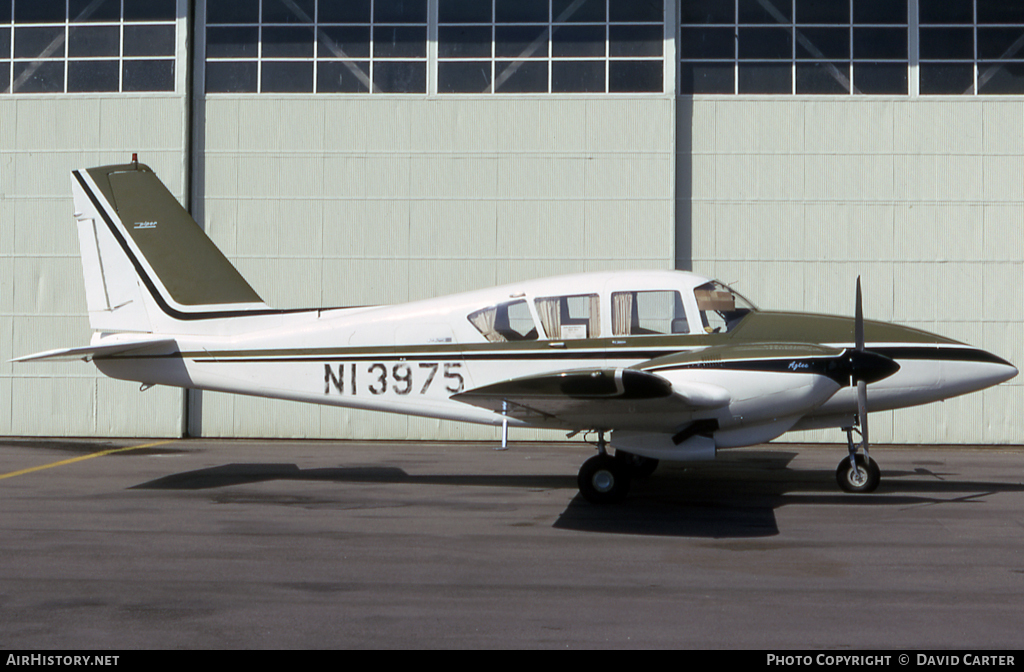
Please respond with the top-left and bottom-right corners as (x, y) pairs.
(193, 95), (676, 439)
(3, 0), (1022, 445)
(681, 97), (1024, 444)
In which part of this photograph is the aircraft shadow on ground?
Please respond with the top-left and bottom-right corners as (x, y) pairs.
(129, 449), (1023, 539)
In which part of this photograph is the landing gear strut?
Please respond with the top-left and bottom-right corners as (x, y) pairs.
(837, 426), (880, 493)
(577, 431), (632, 504)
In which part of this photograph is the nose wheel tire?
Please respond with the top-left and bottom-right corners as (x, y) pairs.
(578, 454), (631, 504)
(836, 454), (881, 493)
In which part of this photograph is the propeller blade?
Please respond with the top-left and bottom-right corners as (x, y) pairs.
(857, 378), (869, 449)
(855, 276), (864, 352)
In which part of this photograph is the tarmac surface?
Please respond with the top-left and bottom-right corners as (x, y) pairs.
(1, 437), (1023, 649)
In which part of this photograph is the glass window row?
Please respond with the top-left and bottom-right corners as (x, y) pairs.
(1, 0), (174, 93)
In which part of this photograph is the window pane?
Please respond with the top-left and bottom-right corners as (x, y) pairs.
(552, 60), (604, 92)
(261, 26), (314, 58)
(612, 291), (687, 336)
(738, 28), (791, 60)
(68, 59), (118, 91)
(496, 0), (548, 23)
(681, 0), (733, 24)
(920, 63), (974, 94)
(853, 28), (907, 60)
(438, 26), (491, 58)
(977, 0), (1024, 24)
(69, 0), (120, 23)
(123, 58), (174, 91)
(374, 0), (427, 24)
(796, 28), (849, 59)
(738, 61), (791, 93)
(68, 26), (118, 57)
(439, 0), (491, 24)
(680, 62), (733, 93)
(920, 28), (974, 61)
(207, 27), (259, 59)
(11, 60), (63, 92)
(611, 0), (663, 23)
(920, 0), (974, 24)
(15, 26), (65, 59)
(438, 60), (491, 92)
(977, 28), (1024, 60)
(739, 0), (791, 24)
(0, 28), (9, 59)
(124, 25), (176, 57)
(261, 60), (312, 92)
(609, 60), (662, 92)
(795, 0), (849, 24)
(373, 26), (425, 58)
(853, 62), (907, 93)
(318, 27), (370, 59)
(123, 0), (175, 21)
(609, 24), (662, 58)
(261, 0), (315, 24)
(319, 0), (371, 24)
(680, 27), (733, 59)
(495, 25), (548, 58)
(494, 59), (547, 92)
(552, 25), (604, 58)
(0, 62), (8, 92)
(122, 0), (175, 21)
(978, 62), (1024, 94)
(316, 60), (370, 92)
(796, 61), (851, 93)
(372, 60), (426, 92)
(553, 0), (605, 23)
(14, 0), (64, 23)
(205, 60), (257, 92)
(207, 1), (260, 24)
(853, 0), (906, 24)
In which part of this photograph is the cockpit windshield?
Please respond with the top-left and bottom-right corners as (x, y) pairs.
(694, 281), (756, 333)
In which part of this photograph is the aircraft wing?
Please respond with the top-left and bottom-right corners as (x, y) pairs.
(451, 367), (730, 430)
(11, 338), (178, 363)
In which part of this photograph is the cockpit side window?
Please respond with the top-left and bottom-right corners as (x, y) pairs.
(468, 299), (538, 343)
(611, 290), (689, 336)
(534, 293), (600, 339)
(694, 281), (754, 333)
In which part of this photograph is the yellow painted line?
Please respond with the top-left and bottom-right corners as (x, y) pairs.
(0, 440), (176, 481)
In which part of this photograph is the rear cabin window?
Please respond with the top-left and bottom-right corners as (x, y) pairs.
(694, 281), (754, 333)
(611, 290), (689, 336)
(468, 299), (538, 342)
(534, 293), (600, 339)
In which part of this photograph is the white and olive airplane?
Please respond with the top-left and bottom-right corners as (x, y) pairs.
(14, 161), (1019, 503)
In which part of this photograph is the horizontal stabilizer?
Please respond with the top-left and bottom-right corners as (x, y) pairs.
(11, 338), (177, 363)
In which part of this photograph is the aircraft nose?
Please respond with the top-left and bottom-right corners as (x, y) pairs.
(942, 348), (1018, 396)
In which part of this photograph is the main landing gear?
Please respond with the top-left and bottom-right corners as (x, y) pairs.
(837, 426), (880, 493)
(577, 431), (659, 504)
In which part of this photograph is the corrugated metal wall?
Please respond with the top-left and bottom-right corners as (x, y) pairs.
(0, 95), (188, 437)
(682, 98), (1023, 444)
(194, 96), (677, 439)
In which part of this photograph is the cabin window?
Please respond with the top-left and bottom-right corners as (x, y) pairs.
(534, 293), (600, 339)
(468, 299), (538, 342)
(694, 281), (755, 333)
(611, 290), (689, 336)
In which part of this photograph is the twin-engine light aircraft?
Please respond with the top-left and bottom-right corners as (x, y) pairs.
(15, 162), (1018, 503)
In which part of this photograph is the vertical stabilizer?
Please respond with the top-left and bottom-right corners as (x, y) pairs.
(71, 163), (267, 333)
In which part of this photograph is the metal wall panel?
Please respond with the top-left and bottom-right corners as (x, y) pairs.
(197, 96), (675, 439)
(0, 96), (188, 437)
(684, 97), (1024, 444)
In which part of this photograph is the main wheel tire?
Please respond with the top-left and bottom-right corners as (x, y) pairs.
(836, 454), (881, 493)
(614, 450), (659, 478)
(578, 454), (631, 504)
